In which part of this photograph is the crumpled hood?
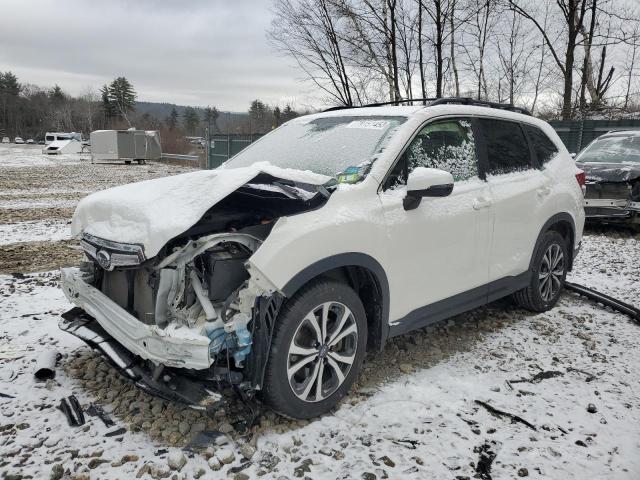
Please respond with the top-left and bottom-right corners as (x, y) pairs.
(72, 162), (331, 258)
(577, 162), (640, 183)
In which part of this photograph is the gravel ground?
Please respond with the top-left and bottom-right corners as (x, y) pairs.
(0, 145), (639, 480)
(0, 144), (194, 274)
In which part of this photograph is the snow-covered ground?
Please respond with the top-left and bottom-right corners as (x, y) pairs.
(1, 145), (639, 480)
(1, 234), (639, 480)
(0, 143), (88, 168)
(0, 220), (71, 245)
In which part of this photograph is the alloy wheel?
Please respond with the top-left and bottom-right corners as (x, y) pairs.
(286, 301), (358, 402)
(539, 243), (565, 302)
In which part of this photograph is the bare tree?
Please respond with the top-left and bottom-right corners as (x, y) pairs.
(509, 0), (589, 119)
(270, 0), (355, 105)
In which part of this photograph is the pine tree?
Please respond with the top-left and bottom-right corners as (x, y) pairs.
(166, 106), (179, 130)
(49, 84), (65, 105)
(273, 106), (282, 127)
(0, 72), (21, 134)
(203, 106), (219, 133)
(183, 107), (200, 135)
(108, 77), (136, 125)
(99, 84), (117, 127)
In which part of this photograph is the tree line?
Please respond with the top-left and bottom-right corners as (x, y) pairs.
(0, 73), (302, 141)
(270, 0), (640, 119)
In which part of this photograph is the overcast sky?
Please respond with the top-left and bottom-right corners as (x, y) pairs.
(0, 0), (316, 111)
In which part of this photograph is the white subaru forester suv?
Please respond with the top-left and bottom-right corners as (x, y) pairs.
(60, 99), (585, 419)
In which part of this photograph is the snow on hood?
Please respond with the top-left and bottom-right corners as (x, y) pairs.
(72, 163), (331, 258)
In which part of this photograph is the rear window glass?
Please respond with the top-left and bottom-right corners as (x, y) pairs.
(523, 125), (559, 165)
(480, 119), (531, 175)
(576, 135), (640, 164)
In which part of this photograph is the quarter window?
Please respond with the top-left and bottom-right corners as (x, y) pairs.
(480, 119), (531, 175)
(523, 125), (559, 165)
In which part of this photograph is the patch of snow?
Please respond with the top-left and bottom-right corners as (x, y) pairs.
(0, 144), (87, 168)
(0, 220), (71, 245)
(0, 199), (78, 209)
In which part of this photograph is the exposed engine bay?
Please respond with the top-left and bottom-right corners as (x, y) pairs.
(60, 175), (331, 407)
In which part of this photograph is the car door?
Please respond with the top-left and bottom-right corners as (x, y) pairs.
(378, 117), (492, 324)
(478, 118), (553, 287)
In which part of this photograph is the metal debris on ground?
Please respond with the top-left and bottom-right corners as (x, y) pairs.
(566, 281), (640, 324)
(34, 349), (59, 380)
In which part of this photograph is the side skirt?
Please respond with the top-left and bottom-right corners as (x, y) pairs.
(388, 272), (530, 338)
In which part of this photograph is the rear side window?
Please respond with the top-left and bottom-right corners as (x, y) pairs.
(480, 119), (531, 175)
(523, 125), (559, 165)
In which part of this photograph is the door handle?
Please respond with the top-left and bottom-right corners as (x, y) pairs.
(536, 186), (551, 197)
(473, 198), (492, 210)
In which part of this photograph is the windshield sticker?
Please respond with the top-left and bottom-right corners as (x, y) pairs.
(337, 166), (364, 184)
(346, 120), (390, 130)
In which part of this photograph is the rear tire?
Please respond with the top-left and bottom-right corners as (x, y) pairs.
(261, 279), (367, 419)
(513, 230), (568, 312)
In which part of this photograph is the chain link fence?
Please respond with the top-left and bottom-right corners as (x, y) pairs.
(205, 129), (265, 169)
(549, 119), (640, 154)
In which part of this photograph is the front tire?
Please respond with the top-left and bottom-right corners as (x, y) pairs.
(513, 230), (568, 312)
(261, 279), (367, 419)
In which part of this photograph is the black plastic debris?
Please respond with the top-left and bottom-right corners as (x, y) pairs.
(58, 395), (85, 426)
(474, 441), (499, 480)
(475, 400), (537, 431)
(104, 427), (127, 437)
(86, 404), (115, 427)
(186, 430), (226, 452)
(68, 395), (85, 425)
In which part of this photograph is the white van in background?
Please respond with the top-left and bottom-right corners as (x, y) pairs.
(45, 132), (82, 145)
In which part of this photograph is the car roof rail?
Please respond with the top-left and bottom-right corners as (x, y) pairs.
(323, 98), (438, 112)
(323, 97), (531, 115)
(429, 97), (531, 115)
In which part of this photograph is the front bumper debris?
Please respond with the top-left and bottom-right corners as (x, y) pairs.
(60, 308), (225, 410)
(60, 267), (211, 370)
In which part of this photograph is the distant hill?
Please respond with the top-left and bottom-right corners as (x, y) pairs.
(135, 101), (249, 132)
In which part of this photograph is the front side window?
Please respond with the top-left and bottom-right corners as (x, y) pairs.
(523, 125), (559, 165)
(480, 119), (531, 175)
(384, 118), (479, 189)
(224, 115), (407, 180)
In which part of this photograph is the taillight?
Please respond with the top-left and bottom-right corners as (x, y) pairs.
(575, 170), (586, 195)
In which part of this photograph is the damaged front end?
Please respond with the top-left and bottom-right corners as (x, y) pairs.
(60, 177), (327, 409)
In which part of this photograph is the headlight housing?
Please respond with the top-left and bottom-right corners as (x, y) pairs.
(80, 232), (146, 270)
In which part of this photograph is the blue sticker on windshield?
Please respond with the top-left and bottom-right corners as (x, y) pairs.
(337, 166), (364, 184)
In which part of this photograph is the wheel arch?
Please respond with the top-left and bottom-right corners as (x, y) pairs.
(530, 213), (577, 272)
(281, 253), (390, 352)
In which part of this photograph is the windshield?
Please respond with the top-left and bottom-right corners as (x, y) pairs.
(576, 135), (640, 164)
(224, 115), (407, 179)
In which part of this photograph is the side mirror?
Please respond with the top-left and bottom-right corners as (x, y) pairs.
(403, 167), (454, 211)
